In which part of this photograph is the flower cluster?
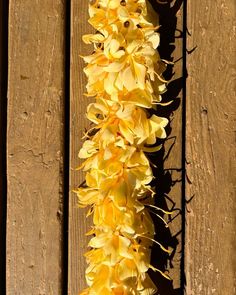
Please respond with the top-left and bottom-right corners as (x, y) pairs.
(76, 0), (170, 294)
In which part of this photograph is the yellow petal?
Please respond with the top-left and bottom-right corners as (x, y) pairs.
(79, 140), (97, 158)
(119, 121), (134, 144)
(146, 32), (160, 49)
(118, 259), (138, 280)
(123, 66), (136, 91)
(109, 180), (128, 209)
(104, 61), (126, 73)
(82, 33), (105, 44)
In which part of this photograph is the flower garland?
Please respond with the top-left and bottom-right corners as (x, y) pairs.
(75, 0), (171, 294)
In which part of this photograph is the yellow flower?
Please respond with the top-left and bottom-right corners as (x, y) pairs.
(83, 33), (165, 96)
(76, 145), (155, 214)
(88, 0), (154, 34)
(77, 0), (171, 293)
(84, 99), (168, 147)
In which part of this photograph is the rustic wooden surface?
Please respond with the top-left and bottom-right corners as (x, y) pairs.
(69, 1), (93, 294)
(5, 0), (236, 294)
(186, 0), (236, 294)
(7, 1), (65, 294)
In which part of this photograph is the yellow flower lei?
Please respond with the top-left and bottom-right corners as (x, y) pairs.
(75, 0), (171, 294)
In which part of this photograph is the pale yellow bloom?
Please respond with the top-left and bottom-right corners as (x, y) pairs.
(77, 0), (171, 293)
(89, 99), (167, 143)
(83, 32), (165, 97)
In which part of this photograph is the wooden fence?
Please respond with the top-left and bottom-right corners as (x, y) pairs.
(0, 0), (235, 294)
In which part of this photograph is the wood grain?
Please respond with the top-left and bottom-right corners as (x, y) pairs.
(69, 1), (93, 294)
(186, 0), (236, 294)
(7, 1), (65, 294)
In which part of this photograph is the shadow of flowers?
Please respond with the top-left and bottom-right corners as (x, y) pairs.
(146, 0), (185, 294)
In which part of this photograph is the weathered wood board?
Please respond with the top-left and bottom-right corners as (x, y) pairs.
(186, 0), (236, 294)
(5, 0), (236, 294)
(7, 1), (65, 294)
(69, 1), (93, 294)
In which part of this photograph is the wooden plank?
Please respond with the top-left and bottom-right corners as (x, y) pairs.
(7, 1), (65, 294)
(69, 1), (93, 293)
(69, 1), (184, 294)
(186, 0), (236, 294)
